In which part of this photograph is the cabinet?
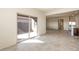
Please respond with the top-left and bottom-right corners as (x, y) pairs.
(74, 28), (79, 36)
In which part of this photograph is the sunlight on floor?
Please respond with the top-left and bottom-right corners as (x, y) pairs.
(17, 32), (37, 39)
(17, 32), (43, 43)
(20, 39), (44, 44)
(17, 33), (29, 39)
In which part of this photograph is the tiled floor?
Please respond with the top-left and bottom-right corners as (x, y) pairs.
(2, 30), (79, 51)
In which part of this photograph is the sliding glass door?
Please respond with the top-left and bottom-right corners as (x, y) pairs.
(17, 16), (29, 42)
(17, 14), (38, 42)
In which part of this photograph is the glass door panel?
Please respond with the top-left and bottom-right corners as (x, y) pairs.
(17, 14), (38, 42)
(29, 18), (38, 37)
(17, 16), (29, 42)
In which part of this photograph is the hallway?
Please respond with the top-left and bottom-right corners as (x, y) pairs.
(2, 30), (79, 51)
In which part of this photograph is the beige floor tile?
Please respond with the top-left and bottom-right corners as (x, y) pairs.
(1, 30), (79, 51)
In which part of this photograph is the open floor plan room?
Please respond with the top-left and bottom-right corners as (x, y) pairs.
(0, 8), (79, 51)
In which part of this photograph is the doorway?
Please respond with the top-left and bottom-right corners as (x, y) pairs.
(58, 19), (64, 30)
(17, 14), (38, 42)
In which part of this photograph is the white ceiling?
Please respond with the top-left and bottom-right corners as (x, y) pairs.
(37, 8), (79, 18)
(46, 11), (78, 19)
(37, 8), (61, 13)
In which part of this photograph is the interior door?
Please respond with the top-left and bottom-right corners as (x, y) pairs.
(58, 19), (64, 30)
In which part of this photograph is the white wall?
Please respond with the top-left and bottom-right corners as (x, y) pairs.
(47, 16), (69, 30)
(0, 8), (46, 49)
(47, 15), (79, 31)
(47, 18), (58, 30)
(0, 9), (17, 49)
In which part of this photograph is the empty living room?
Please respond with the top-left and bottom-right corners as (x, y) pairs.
(1, 0), (79, 59)
(0, 8), (79, 51)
